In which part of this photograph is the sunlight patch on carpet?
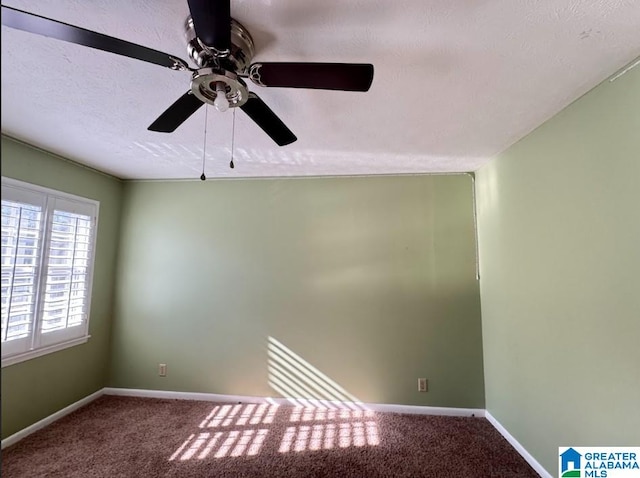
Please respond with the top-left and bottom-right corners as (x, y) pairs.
(170, 428), (271, 461)
(277, 419), (379, 453)
(169, 337), (382, 461)
(169, 402), (380, 461)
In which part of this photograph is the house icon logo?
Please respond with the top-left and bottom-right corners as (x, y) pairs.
(560, 447), (582, 477)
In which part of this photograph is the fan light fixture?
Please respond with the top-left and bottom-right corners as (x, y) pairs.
(214, 82), (230, 112)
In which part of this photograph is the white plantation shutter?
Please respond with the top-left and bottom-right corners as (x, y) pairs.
(1, 192), (45, 357)
(38, 197), (96, 347)
(1, 178), (98, 365)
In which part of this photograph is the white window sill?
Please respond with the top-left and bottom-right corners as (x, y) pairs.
(1, 335), (91, 368)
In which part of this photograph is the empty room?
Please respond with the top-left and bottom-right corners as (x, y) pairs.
(1, 1), (639, 477)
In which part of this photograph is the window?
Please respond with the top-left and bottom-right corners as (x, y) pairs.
(1, 177), (99, 367)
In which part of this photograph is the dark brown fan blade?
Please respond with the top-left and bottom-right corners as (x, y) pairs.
(148, 92), (204, 133)
(240, 93), (297, 146)
(187, 0), (231, 55)
(1, 5), (189, 70)
(249, 63), (374, 91)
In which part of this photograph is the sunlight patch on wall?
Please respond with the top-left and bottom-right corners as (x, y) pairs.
(267, 336), (380, 453)
(267, 336), (367, 411)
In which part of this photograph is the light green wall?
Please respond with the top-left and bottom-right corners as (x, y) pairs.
(1, 137), (123, 438)
(110, 174), (485, 408)
(476, 66), (640, 474)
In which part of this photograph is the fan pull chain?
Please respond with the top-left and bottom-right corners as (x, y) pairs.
(229, 108), (236, 169)
(200, 106), (209, 181)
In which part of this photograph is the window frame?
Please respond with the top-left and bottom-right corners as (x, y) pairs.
(1, 177), (99, 367)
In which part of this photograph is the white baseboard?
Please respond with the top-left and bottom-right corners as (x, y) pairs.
(368, 402), (484, 417)
(1, 388), (104, 449)
(103, 387), (274, 405)
(103, 387), (484, 418)
(485, 411), (551, 478)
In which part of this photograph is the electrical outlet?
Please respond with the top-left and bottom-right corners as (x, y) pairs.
(418, 378), (428, 392)
(158, 363), (167, 377)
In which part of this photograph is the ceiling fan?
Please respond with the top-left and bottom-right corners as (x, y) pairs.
(1, 1), (374, 146)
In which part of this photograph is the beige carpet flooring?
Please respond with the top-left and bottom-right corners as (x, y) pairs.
(2, 395), (539, 477)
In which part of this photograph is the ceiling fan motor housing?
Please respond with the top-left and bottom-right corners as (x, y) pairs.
(185, 16), (255, 109)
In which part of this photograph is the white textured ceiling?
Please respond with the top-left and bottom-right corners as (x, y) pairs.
(1, 0), (639, 180)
